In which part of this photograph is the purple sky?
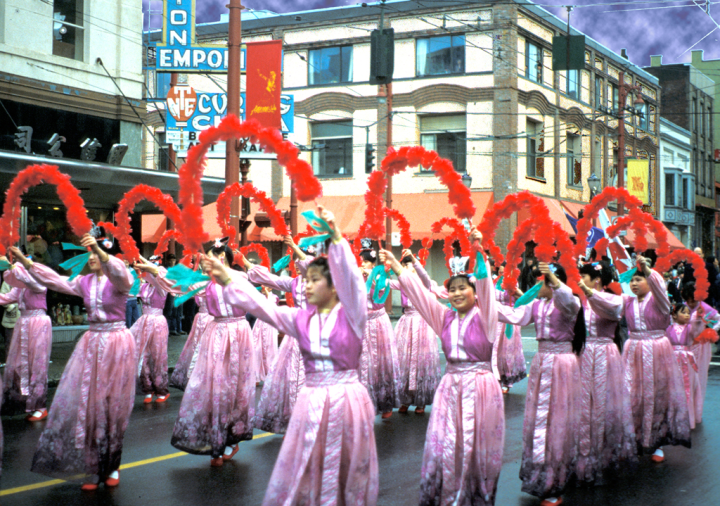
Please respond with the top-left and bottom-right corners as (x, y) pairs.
(143, 0), (720, 67)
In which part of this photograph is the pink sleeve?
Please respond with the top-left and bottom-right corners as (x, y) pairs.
(647, 270), (672, 315)
(0, 286), (21, 305)
(223, 276), (301, 338)
(413, 261), (433, 289)
(4, 264), (46, 293)
(101, 255), (133, 294)
(474, 257), (499, 343)
(398, 270), (448, 336)
(586, 291), (623, 321)
(145, 267), (172, 295)
(328, 240), (366, 340)
(497, 302), (535, 326)
(29, 263), (83, 297)
(247, 265), (294, 293)
(686, 316), (707, 345)
(430, 281), (448, 299)
(388, 279), (400, 290)
(552, 283), (581, 317)
(296, 256), (314, 277)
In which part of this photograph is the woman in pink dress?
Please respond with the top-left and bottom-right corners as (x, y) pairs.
(251, 286), (279, 383)
(169, 287), (212, 391)
(216, 206), (378, 505)
(11, 236), (135, 490)
(0, 258), (52, 421)
(622, 256), (691, 463)
(131, 256), (172, 403)
(680, 281), (719, 424)
(387, 250), (441, 415)
(245, 238), (312, 433)
(166, 241), (255, 467)
(382, 233), (505, 506)
(667, 303), (702, 430)
(360, 247), (400, 418)
(575, 262), (636, 484)
(498, 262), (584, 506)
(492, 264), (527, 394)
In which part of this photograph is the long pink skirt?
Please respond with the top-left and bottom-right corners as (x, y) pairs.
(492, 322), (527, 387)
(359, 309), (400, 413)
(576, 338), (637, 484)
(253, 335), (305, 434)
(690, 341), (711, 424)
(395, 308), (441, 407)
(623, 334), (691, 451)
(673, 346), (701, 430)
(171, 316), (255, 458)
(131, 309), (169, 396)
(520, 341), (581, 498)
(262, 370), (378, 506)
(1, 374), (4, 477)
(170, 310), (212, 391)
(31, 322), (136, 480)
(3, 310), (52, 412)
(252, 318), (279, 383)
(419, 362), (504, 506)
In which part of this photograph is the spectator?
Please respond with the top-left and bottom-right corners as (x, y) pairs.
(163, 254), (185, 336)
(0, 277), (19, 366)
(705, 256), (720, 309)
(519, 255), (537, 293)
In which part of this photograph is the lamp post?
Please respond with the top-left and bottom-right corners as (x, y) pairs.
(616, 70), (644, 217)
(462, 173), (472, 189)
(587, 173), (601, 199)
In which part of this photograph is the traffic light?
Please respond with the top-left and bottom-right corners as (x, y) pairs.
(365, 143), (376, 173)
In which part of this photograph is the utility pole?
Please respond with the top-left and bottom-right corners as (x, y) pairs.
(167, 72), (178, 256)
(616, 70), (643, 216)
(225, 0), (243, 245)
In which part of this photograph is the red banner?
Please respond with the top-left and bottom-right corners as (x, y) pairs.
(245, 40), (282, 130)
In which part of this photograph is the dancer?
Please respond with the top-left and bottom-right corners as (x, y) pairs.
(498, 262), (584, 506)
(12, 235), (135, 490)
(168, 240), (255, 467)
(493, 266), (527, 394)
(575, 262), (636, 484)
(680, 281), (719, 424)
(387, 250), (440, 415)
(245, 236), (311, 433)
(251, 285), (279, 383)
(0, 256), (52, 421)
(359, 244), (400, 418)
(381, 230), (505, 506)
(131, 256), (172, 403)
(667, 303), (702, 430)
(216, 205), (378, 505)
(622, 255), (690, 463)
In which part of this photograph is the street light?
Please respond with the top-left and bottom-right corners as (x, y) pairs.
(587, 173), (601, 198)
(462, 173), (472, 189)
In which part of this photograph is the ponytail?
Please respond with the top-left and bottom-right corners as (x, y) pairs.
(572, 299), (586, 356)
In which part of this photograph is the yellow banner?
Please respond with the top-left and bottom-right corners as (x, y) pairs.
(626, 159), (649, 204)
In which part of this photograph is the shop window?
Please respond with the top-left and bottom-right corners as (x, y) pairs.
(416, 35), (465, 77)
(155, 72), (172, 100)
(419, 115), (466, 172)
(526, 119), (544, 179)
(157, 131), (170, 172)
(566, 70), (579, 99)
(594, 75), (603, 109)
(567, 133), (582, 186)
(525, 41), (543, 83)
(308, 46), (353, 85)
(682, 173), (695, 210)
(311, 121), (353, 177)
(53, 0), (84, 61)
(637, 103), (649, 131)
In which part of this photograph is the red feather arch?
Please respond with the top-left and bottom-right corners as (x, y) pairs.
(655, 250), (709, 302)
(418, 237), (433, 266)
(384, 208), (413, 249)
(431, 217), (472, 274)
(239, 243), (271, 269)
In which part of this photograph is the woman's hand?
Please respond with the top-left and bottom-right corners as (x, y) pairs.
(636, 255), (652, 276)
(577, 278), (593, 297)
(401, 248), (416, 263)
(379, 248), (403, 276)
(8, 246), (32, 269)
(80, 234), (109, 263)
(237, 253), (252, 270)
(200, 255), (232, 286)
(317, 205), (341, 243)
(134, 256), (159, 277)
(538, 262), (560, 289)
(283, 234), (306, 260)
(470, 227), (483, 246)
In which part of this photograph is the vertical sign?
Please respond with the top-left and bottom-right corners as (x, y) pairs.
(245, 40), (283, 129)
(626, 158), (650, 204)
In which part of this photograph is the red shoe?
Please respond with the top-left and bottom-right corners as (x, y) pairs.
(105, 471), (120, 487)
(27, 409), (48, 422)
(143, 394), (153, 404)
(501, 386), (510, 394)
(651, 454), (665, 463)
(540, 497), (562, 506)
(381, 411), (393, 419)
(398, 405), (409, 414)
(210, 457), (224, 467)
(81, 483), (98, 491)
(155, 393), (170, 403)
(223, 445), (239, 461)
(414, 406), (425, 415)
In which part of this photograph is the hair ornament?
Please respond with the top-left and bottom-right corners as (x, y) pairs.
(548, 263), (558, 274)
(360, 238), (373, 250)
(449, 256), (469, 275)
(213, 237), (228, 249)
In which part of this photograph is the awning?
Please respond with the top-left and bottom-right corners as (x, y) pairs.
(142, 191), (495, 243)
(517, 196), (576, 236)
(560, 200), (687, 251)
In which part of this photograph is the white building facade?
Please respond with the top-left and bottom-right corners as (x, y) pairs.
(659, 117), (695, 247)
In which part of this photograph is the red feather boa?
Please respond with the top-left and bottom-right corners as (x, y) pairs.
(360, 171), (388, 241)
(154, 229), (184, 257)
(181, 116), (322, 254)
(431, 217), (471, 274)
(0, 164), (92, 254)
(384, 208), (413, 249)
(216, 182), (290, 249)
(418, 237), (433, 266)
(655, 249), (709, 302)
(239, 243), (270, 269)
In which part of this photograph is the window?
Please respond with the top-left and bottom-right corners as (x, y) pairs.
(420, 115), (466, 172)
(566, 70), (579, 99)
(594, 75), (603, 109)
(708, 106), (712, 138)
(682, 173), (695, 210)
(155, 73), (172, 100)
(526, 120), (544, 178)
(53, 0), (84, 61)
(525, 41), (543, 83)
(692, 98), (697, 132)
(611, 84), (619, 113)
(637, 103), (648, 131)
(416, 35), (465, 77)
(157, 131), (170, 172)
(665, 171), (678, 207)
(593, 137), (602, 175)
(308, 46), (353, 85)
(700, 101), (705, 137)
(311, 121), (353, 177)
(566, 133), (582, 186)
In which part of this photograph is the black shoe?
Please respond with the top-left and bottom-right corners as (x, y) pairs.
(169, 331), (180, 336)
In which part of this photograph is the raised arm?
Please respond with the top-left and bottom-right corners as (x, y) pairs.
(29, 263), (83, 297)
(586, 290), (623, 321)
(247, 265), (295, 293)
(397, 270), (449, 336)
(0, 285), (21, 306)
(296, 255), (315, 278)
(101, 255), (134, 294)
(474, 254), (499, 343)
(647, 270), (672, 315)
(551, 282), (581, 317)
(328, 239), (367, 340)
(4, 263), (46, 293)
(497, 302), (535, 327)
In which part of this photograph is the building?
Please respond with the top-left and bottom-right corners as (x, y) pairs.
(646, 56), (716, 254)
(658, 117), (694, 246)
(144, 0), (680, 282)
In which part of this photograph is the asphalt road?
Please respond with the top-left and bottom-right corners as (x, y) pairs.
(1, 339), (719, 506)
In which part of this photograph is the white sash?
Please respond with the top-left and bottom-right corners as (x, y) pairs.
(450, 306), (477, 361)
(309, 304), (340, 371)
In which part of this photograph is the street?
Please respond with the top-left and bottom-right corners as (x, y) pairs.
(1, 337), (719, 506)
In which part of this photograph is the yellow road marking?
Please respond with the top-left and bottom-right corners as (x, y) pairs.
(0, 432), (276, 497)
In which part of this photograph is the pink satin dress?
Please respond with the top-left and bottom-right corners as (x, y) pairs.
(170, 290), (212, 391)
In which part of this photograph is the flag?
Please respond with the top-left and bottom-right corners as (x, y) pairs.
(245, 40), (283, 129)
(565, 213), (605, 249)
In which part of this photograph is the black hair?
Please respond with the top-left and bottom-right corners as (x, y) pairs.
(672, 302), (689, 317)
(631, 268), (648, 279)
(307, 256), (333, 287)
(531, 262), (567, 284)
(359, 250), (377, 265)
(572, 303), (587, 355)
(681, 281), (696, 302)
(444, 274), (476, 293)
(400, 254), (414, 265)
(579, 261), (614, 288)
(206, 243), (234, 266)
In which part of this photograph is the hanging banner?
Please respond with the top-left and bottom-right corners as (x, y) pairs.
(245, 40), (283, 130)
(626, 158), (650, 204)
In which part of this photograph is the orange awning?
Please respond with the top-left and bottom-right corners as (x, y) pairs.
(517, 196), (576, 236)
